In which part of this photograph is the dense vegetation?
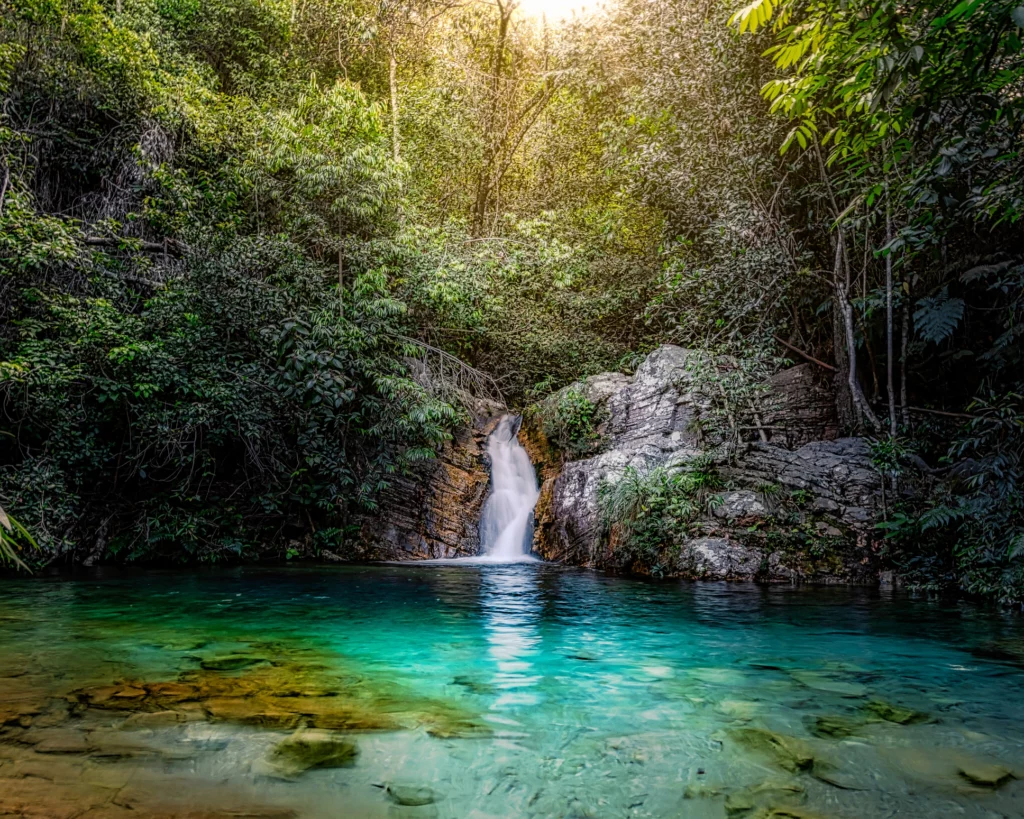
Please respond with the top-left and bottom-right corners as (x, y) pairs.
(1, 0), (1021, 600)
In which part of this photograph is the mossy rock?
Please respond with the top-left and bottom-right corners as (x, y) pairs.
(267, 728), (358, 776)
(730, 728), (814, 772)
(807, 714), (864, 739)
(863, 699), (930, 725)
(725, 781), (805, 816)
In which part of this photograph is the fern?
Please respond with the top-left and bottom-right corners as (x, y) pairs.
(913, 289), (965, 344)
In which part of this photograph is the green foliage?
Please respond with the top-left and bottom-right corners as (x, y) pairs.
(0, 0), (456, 564)
(913, 290), (966, 346)
(540, 387), (604, 459)
(685, 345), (784, 448)
(881, 392), (1024, 603)
(598, 456), (723, 573)
(0, 502), (37, 571)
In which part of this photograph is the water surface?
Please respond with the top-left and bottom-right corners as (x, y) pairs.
(2, 564), (1024, 817)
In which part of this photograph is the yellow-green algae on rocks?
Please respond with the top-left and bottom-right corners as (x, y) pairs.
(2, 563), (1024, 818)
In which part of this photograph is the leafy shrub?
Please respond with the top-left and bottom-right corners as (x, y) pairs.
(880, 392), (1024, 604)
(598, 456), (723, 573)
(541, 388), (605, 459)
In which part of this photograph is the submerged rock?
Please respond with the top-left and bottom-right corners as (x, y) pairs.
(882, 746), (1017, 792)
(200, 655), (268, 672)
(729, 728), (814, 772)
(863, 699), (930, 725)
(806, 714), (863, 739)
(266, 728), (358, 776)
(956, 759), (1015, 789)
(790, 671), (866, 698)
(385, 784), (442, 807)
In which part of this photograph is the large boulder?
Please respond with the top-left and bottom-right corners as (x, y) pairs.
(525, 346), (882, 582)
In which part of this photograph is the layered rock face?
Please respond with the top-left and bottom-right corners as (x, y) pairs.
(524, 346), (883, 583)
(360, 403), (501, 560)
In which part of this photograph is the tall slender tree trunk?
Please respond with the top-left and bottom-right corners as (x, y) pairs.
(901, 293), (911, 430)
(834, 234), (881, 432)
(472, 0), (511, 236)
(389, 48), (400, 163)
(886, 205), (897, 436)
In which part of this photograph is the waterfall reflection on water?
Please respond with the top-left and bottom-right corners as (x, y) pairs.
(481, 564), (543, 710)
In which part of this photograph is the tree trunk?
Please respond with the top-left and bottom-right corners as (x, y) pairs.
(389, 49), (400, 163)
(471, 0), (511, 236)
(901, 291), (911, 430)
(886, 205), (897, 436)
(833, 246), (856, 431)
(833, 235), (881, 432)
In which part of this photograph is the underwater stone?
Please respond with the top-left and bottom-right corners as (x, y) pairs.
(267, 728), (359, 776)
(863, 699), (929, 725)
(199, 656), (268, 672)
(203, 697), (302, 730)
(730, 728), (814, 772)
(807, 715), (864, 739)
(385, 784), (442, 807)
(957, 760), (1015, 789)
(120, 710), (192, 729)
(790, 672), (866, 698)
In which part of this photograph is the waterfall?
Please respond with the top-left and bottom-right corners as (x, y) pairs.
(479, 415), (540, 561)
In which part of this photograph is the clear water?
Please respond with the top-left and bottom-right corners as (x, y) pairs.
(2, 564), (1024, 818)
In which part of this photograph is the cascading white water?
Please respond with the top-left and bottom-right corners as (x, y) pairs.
(479, 415), (540, 561)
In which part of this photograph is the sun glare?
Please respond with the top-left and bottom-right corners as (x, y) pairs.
(515, 0), (592, 23)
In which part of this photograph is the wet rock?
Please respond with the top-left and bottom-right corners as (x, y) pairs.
(385, 784), (441, 807)
(25, 728), (90, 754)
(957, 759), (1015, 789)
(362, 403), (500, 559)
(683, 783), (727, 799)
(863, 699), (929, 725)
(810, 759), (870, 791)
(425, 718), (492, 739)
(724, 791), (756, 815)
(807, 715), (863, 739)
(882, 747), (1016, 793)
(790, 672), (866, 698)
(514, 345), (880, 580)
(730, 728), (814, 772)
(200, 655), (268, 672)
(753, 808), (830, 819)
(725, 781), (805, 817)
(120, 710), (192, 729)
(203, 697), (302, 730)
(266, 728), (358, 776)
(451, 676), (495, 695)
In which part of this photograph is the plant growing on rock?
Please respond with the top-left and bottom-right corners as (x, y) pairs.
(540, 387), (605, 460)
(598, 456), (723, 573)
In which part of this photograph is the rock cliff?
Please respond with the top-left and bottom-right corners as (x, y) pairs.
(522, 346), (883, 583)
(360, 404), (502, 560)
(367, 345), (884, 583)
